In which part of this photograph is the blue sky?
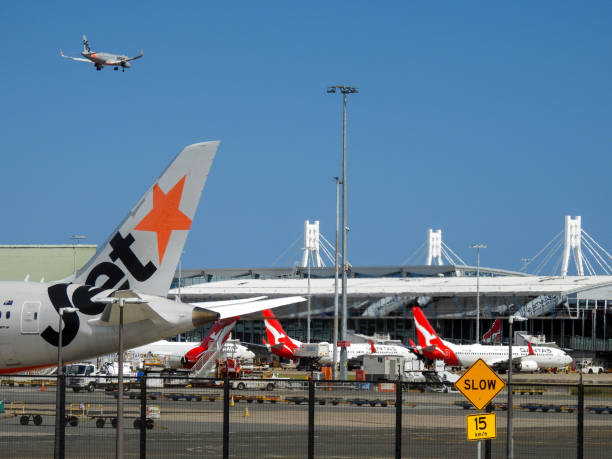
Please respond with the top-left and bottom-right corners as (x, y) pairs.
(1, 1), (611, 274)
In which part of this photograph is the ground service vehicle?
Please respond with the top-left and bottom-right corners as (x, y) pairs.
(66, 363), (100, 392)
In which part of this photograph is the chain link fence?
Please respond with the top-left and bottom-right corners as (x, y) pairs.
(1, 374), (611, 458)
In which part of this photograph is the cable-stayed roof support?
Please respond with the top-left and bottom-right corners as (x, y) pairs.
(561, 216), (584, 276)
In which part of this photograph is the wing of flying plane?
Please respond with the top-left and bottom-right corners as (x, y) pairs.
(124, 50), (144, 62)
(59, 49), (90, 62)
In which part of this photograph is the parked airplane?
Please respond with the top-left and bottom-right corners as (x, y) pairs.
(60, 35), (143, 71)
(411, 307), (572, 371)
(482, 318), (502, 344)
(0, 141), (305, 374)
(261, 309), (415, 366)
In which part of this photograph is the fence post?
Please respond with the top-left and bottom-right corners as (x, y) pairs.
(484, 403), (492, 459)
(59, 374), (66, 459)
(395, 381), (402, 459)
(308, 379), (315, 459)
(139, 373), (147, 459)
(223, 377), (230, 459)
(577, 377), (584, 459)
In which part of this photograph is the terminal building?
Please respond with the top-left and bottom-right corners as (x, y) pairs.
(3, 215), (612, 365)
(172, 264), (612, 363)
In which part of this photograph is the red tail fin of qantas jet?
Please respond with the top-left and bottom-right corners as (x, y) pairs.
(482, 318), (502, 344)
(183, 316), (240, 366)
(262, 309), (301, 359)
(412, 307), (459, 364)
(413, 307), (444, 349)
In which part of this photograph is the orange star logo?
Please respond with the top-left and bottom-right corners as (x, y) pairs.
(134, 176), (191, 264)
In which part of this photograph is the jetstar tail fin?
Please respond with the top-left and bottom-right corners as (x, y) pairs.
(82, 34), (91, 53)
(72, 141), (219, 297)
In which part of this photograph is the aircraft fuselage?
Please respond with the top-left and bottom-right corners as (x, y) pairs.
(0, 281), (204, 373)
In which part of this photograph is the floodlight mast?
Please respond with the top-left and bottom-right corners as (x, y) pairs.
(327, 85), (358, 380)
(470, 244), (486, 344)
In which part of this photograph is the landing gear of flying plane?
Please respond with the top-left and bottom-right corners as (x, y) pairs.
(114, 66), (118, 71)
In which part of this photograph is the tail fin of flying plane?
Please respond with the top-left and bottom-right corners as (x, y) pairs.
(82, 34), (91, 53)
(72, 141), (219, 297)
(482, 318), (502, 344)
(262, 309), (301, 358)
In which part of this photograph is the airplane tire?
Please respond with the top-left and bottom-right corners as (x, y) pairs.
(69, 416), (79, 427)
(146, 419), (154, 430)
(33, 415), (43, 426)
(237, 383), (245, 390)
(88, 383), (95, 392)
(266, 383), (275, 391)
(133, 419), (141, 429)
(20, 415), (29, 425)
(111, 418), (117, 428)
(96, 418), (105, 428)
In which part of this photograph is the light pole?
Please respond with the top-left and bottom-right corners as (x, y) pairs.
(332, 176), (340, 380)
(54, 306), (78, 459)
(307, 260), (311, 343)
(506, 314), (526, 459)
(327, 85), (358, 380)
(470, 244), (486, 343)
(98, 296), (146, 459)
(70, 235), (86, 277)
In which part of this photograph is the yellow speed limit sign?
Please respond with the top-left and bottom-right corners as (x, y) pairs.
(466, 413), (496, 441)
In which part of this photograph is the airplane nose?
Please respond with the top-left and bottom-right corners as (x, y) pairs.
(192, 307), (220, 328)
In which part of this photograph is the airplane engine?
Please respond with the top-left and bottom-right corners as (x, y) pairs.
(517, 360), (538, 372)
(165, 355), (184, 369)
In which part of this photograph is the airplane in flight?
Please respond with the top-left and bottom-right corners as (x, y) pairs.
(261, 309), (416, 367)
(60, 35), (143, 71)
(0, 141), (305, 374)
(411, 307), (572, 372)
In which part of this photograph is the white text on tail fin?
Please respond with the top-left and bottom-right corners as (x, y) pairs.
(73, 141), (219, 296)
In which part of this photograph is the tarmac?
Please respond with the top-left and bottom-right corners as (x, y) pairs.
(1, 373), (611, 458)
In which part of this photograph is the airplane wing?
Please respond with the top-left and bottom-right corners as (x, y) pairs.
(59, 49), (90, 62)
(124, 50), (144, 62)
(87, 292), (305, 327)
(194, 296), (306, 320)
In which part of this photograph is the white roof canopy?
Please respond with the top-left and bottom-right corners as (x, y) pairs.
(172, 276), (612, 299)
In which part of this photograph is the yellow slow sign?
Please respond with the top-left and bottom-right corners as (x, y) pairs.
(454, 358), (505, 410)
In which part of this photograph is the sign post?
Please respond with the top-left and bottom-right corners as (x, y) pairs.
(455, 359), (505, 450)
